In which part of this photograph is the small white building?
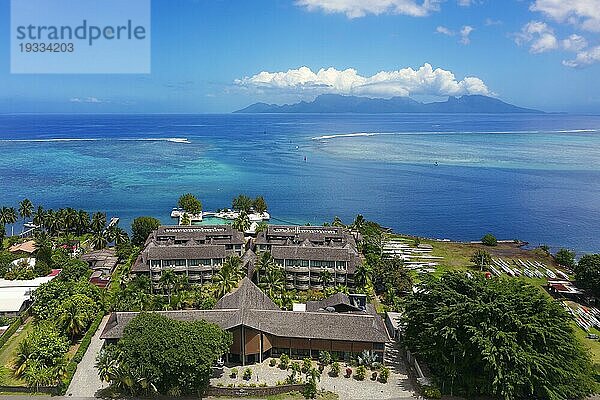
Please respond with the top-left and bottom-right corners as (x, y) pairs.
(0, 271), (60, 317)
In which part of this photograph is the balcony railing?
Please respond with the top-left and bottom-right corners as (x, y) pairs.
(296, 275), (310, 281)
(285, 266), (309, 273)
(295, 284), (310, 290)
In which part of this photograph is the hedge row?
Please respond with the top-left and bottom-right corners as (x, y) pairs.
(59, 310), (105, 394)
(0, 315), (26, 349)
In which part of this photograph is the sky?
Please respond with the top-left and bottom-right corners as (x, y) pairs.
(1, 0), (600, 113)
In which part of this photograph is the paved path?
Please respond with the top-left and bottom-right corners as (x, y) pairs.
(65, 316), (110, 398)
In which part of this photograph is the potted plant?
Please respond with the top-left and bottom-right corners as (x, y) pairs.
(243, 367), (252, 381)
(230, 368), (238, 378)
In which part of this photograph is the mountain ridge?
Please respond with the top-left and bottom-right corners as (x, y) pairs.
(234, 94), (542, 114)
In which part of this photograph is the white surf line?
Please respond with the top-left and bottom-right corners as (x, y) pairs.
(0, 137), (191, 144)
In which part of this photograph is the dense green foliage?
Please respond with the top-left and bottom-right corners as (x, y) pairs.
(13, 322), (70, 388)
(232, 194), (253, 212)
(131, 216), (161, 246)
(575, 254), (600, 297)
(98, 312), (232, 396)
(31, 276), (104, 335)
(178, 193), (202, 215)
(231, 194), (268, 213)
(556, 248), (576, 268)
(481, 233), (498, 246)
(56, 259), (91, 282)
(403, 272), (595, 400)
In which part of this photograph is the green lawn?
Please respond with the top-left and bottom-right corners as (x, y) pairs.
(0, 318), (33, 386)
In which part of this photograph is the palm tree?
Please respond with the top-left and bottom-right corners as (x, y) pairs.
(91, 212), (107, 234)
(32, 206), (45, 229)
(62, 208), (78, 233)
(255, 221), (268, 234)
(159, 269), (177, 304)
(354, 264), (371, 288)
(76, 210), (90, 234)
(90, 232), (108, 250)
(331, 216), (344, 227)
(13, 337), (33, 377)
(255, 251), (275, 282)
(259, 265), (285, 299)
(58, 301), (87, 341)
(107, 226), (129, 245)
(213, 256), (244, 298)
(351, 214), (365, 231)
(320, 270), (333, 287)
(44, 209), (58, 235)
(232, 211), (251, 233)
(96, 347), (120, 383)
(0, 207), (18, 236)
(19, 198), (33, 232)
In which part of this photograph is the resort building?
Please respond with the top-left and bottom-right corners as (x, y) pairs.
(131, 225), (245, 289)
(101, 278), (389, 364)
(252, 226), (361, 290)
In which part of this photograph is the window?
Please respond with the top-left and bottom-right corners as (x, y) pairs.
(336, 261), (347, 270)
(374, 343), (384, 350)
(150, 260), (161, 267)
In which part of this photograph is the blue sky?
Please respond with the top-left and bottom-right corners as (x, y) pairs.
(1, 0), (600, 113)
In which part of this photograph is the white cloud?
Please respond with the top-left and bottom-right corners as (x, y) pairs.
(69, 97), (106, 104)
(235, 64), (491, 98)
(485, 18), (502, 26)
(515, 21), (558, 54)
(436, 26), (455, 36)
(460, 25), (474, 45)
(531, 0), (600, 32)
(295, 0), (442, 18)
(563, 46), (600, 67)
(457, 0), (472, 6)
(562, 34), (588, 52)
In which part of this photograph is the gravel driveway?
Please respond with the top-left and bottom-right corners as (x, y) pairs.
(65, 316), (110, 398)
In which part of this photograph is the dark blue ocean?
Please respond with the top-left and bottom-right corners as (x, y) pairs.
(0, 113), (599, 254)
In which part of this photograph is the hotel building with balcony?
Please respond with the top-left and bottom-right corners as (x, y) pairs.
(252, 226), (361, 290)
(131, 225), (245, 289)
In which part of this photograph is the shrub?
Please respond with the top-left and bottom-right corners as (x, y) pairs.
(259, 382), (267, 387)
(269, 358), (276, 367)
(291, 361), (301, 374)
(330, 362), (340, 377)
(422, 385), (442, 399)
(230, 368), (238, 378)
(279, 354), (290, 369)
(319, 350), (332, 365)
(481, 233), (497, 246)
(355, 365), (367, 380)
(302, 358), (312, 373)
(249, 383), (256, 387)
(243, 367), (252, 381)
(379, 366), (390, 383)
(318, 364), (324, 373)
(556, 248), (576, 268)
(216, 382), (223, 387)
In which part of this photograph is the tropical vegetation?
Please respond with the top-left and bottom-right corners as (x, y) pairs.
(96, 312), (232, 396)
(402, 272), (595, 399)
